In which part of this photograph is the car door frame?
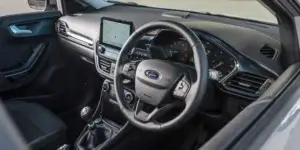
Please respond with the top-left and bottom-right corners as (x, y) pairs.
(258, 0), (300, 69)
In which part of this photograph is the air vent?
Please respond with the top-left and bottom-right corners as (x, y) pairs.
(225, 72), (272, 97)
(99, 58), (112, 74)
(57, 21), (68, 35)
(260, 45), (277, 59)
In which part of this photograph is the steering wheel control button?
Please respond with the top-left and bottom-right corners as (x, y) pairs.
(173, 81), (189, 98)
(123, 62), (137, 79)
(125, 91), (134, 104)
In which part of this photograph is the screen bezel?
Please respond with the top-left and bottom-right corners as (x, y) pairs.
(100, 17), (134, 50)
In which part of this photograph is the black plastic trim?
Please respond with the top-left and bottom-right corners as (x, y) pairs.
(2, 43), (47, 78)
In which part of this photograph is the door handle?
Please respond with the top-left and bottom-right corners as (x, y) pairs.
(9, 25), (33, 35)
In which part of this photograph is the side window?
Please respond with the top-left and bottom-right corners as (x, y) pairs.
(0, 1), (37, 16)
(0, 0), (57, 17)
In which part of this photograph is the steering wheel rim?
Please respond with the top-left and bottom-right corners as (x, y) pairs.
(114, 20), (208, 131)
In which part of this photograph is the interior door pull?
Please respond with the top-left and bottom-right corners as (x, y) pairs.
(9, 25), (33, 35)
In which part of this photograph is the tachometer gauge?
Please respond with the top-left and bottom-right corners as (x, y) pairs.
(168, 39), (192, 63)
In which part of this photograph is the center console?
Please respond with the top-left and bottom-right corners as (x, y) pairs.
(74, 17), (153, 150)
(75, 18), (137, 150)
(75, 79), (134, 150)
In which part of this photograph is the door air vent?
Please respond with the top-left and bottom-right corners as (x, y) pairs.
(57, 21), (68, 35)
(225, 72), (273, 98)
(260, 45), (277, 59)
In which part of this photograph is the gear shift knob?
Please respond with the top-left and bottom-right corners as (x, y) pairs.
(80, 106), (93, 123)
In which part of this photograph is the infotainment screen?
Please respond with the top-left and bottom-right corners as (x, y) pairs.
(100, 17), (134, 49)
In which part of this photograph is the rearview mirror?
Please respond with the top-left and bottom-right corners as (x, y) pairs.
(27, 0), (56, 11)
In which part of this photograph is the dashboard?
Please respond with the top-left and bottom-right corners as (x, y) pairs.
(56, 5), (283, 100)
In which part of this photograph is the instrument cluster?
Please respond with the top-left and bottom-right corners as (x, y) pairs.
(153, 31), (237, 81)
(166, 38), (236, 81)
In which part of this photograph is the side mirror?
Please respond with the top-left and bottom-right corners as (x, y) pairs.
(27, 0), (56, 11)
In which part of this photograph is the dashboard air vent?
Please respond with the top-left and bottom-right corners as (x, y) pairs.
(57, 21), (68, 35)
(225, 72), (272, 97)
(260, 45), (276, 59)
(99, 58), (112, 74)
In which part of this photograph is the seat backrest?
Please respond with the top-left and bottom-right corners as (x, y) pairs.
(0, 97), (28, 150)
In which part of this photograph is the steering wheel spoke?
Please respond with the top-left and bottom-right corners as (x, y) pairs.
(134, 99), (180, 123)
(121, 61), (140, 79)
(134, 100), (159, 123)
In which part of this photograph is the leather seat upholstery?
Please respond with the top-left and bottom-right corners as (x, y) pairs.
(4, 101), (67, 150)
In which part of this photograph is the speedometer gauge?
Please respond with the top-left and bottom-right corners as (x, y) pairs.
(204, 40), (236, 80)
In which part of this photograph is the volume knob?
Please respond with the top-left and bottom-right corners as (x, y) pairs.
(97, 46), (106, 55)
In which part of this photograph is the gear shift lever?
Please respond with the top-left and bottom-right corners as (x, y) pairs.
(80, 106), (93, 123)
(80, 106), (99, 149)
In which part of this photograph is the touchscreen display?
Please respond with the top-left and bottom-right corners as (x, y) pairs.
(101, 19), (132, 49)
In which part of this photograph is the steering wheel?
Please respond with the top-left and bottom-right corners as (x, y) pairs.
(114, 20), (208, 131)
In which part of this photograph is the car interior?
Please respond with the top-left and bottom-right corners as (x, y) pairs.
(0, 1), (285, 150)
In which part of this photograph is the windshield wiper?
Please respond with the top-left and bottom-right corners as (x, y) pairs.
(105, 0), (139, 6)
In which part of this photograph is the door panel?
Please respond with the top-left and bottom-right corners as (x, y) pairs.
(0, 11), (74, 112)
(0, 11), (60, 92)
(0, 42), (47, 90)
(0, 11), (102, 114)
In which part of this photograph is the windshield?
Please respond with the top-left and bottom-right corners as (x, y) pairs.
(83, 0), (277, 23)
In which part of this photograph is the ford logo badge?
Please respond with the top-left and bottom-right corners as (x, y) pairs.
(145, 70), (160, 80)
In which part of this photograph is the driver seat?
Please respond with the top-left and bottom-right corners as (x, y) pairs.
(4, 101), (67, 150)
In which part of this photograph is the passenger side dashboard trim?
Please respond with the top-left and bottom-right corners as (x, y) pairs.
(56, 20), (94, 49)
